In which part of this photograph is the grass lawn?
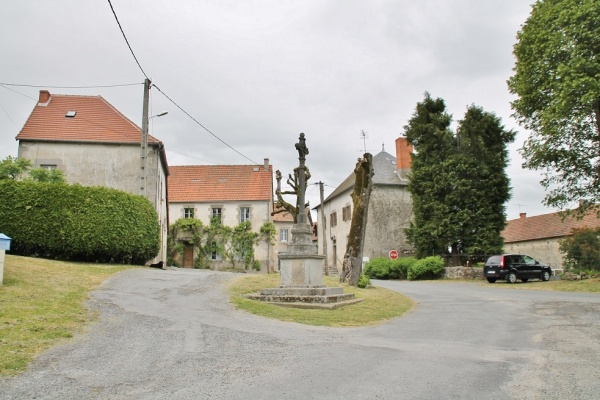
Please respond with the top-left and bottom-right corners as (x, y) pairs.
(228, 274), (415, 327)
(485, 277), (600, 292)
(0, 255), (135, 376)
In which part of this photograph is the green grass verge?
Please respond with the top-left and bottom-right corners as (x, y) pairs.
(0, 255), (135, 376)
(228, 274), (414, 327)
(485, 277), (600, 292)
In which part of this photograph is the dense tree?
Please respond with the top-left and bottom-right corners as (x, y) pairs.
(404, 94), (515, 257)
(507, 0), (600, 216)
(559, 227), (600, 271)
(0, 156), (66, 183)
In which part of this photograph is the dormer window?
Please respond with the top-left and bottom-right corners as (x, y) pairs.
(65, 111), (77, 118)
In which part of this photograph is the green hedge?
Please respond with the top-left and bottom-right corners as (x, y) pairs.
(0, 181), (159, 264)
(364, 257), (418, 280)
(407, 256), (444, 280)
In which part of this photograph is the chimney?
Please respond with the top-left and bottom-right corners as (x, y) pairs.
(264, 158), (269, 171)
(395, 136), (413, 178)
(519, 213), (527, 219)
(38, 90), (51, 105)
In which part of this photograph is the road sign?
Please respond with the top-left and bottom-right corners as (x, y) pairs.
(389, 250), (398, 260)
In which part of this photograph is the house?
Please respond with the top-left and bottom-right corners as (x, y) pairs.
(167, 161), (274, 271)
(15, 90), (169, 263)
(502, 209), (600, 270)
(272, 208), (294, 271)
(315, 137), (414, 272)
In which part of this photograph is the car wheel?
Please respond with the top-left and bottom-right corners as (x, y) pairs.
(486, 277), (496, 283)
(506, 272), (517, 283)
(521, 278), (528, 283)
(541, 270), (551, 281)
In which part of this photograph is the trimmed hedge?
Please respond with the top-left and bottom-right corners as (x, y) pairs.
(407, 256), (444, 280)
(364, 257), (418, 280)
(0, 180), (159, 264)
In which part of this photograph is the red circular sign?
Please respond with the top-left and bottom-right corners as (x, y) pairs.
(389, 250), (399, 260)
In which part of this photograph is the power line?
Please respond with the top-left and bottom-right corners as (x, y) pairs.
(166, 149), (216, 164)
(153, 84), (259, 165)
(0, 82), (141, 89)
(107, 0), (148, 79)
(0, 84), (37, 101)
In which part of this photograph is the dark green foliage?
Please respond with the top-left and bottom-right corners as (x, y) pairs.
(508, 0), (600, 216)
(363, 257), (391, 279)
(404, 93), (514, 257)
(390, 257), (417, 280)
(407, 256), (444, 280)
(559, 227), (600, 271)
(0, 180), (159, 264)
(357, 274), (371, 288)
(363, 257), (417, 280)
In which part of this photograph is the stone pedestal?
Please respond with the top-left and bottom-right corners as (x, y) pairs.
(246, 223), (360, 309)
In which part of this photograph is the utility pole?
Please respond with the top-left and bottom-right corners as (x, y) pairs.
(318, 181), (329, 275)
(140, 78), (151, 197)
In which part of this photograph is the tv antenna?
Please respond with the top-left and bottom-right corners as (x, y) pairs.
(360, 130), (368, 153)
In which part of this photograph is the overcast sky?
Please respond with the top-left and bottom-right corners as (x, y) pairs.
(1, 0), (557, 220)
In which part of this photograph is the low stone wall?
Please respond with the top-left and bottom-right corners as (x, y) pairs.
(442, 266), (484, 280)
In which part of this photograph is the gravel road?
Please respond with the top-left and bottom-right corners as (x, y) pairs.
(1, 268), (599, 399)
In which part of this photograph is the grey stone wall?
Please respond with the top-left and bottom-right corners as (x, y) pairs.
(442, 267), (484, 280)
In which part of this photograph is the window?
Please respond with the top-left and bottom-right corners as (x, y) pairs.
(212, 207), (222, 223)
(184, 207), (194, 218)
(330, 211), (337, 227)
(280, 229), (289, 243)
(40, 164), (57, 170)
(342, 205), (351, 221)
(210, 241), (221, 261)
(240, 207), (250, 223)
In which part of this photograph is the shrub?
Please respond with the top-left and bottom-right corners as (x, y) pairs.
(390, 257), (417, 279)
(407, 256), (445, 280)
(559, 227), (600, 271)
(0, 180), (159, 264)
(357, 274), (371, 288)
(364, 257), (391, 279)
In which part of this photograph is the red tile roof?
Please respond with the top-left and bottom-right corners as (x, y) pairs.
(16, 92), (160, 144)
(503, 210), (600, 243)
(168, 165), (273, 202)
(272, 206), (294, 222)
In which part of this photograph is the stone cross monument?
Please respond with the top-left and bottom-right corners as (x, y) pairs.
(247, 133), (359, 308)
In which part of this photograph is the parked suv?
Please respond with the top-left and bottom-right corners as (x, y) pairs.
(484, 254), (552, 283)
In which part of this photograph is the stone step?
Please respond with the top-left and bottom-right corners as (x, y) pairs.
(246, 293), (356, 304)
(258, 286), (344, 297)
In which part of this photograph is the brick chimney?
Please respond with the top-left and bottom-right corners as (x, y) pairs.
(395, 136), (412, 178)
(519, 213), (527, 219)
(38, 90), (51, 105)
(263, 158), (269, 171)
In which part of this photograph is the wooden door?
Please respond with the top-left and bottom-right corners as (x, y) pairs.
(183, 244), (194, 268)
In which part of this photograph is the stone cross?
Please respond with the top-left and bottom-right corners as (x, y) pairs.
(295, 133), (309, 224)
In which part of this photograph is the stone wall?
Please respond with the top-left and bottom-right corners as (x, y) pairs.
(442, 266), (484, 280)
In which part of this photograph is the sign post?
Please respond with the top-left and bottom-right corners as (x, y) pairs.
(389, 249), (399, 260)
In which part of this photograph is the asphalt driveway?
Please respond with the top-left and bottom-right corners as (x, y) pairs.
(1, 268), (599, 399)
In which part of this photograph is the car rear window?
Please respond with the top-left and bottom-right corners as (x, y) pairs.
(486, 256), (502, 264)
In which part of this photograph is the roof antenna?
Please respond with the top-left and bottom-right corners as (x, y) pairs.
(361, 130), (368, 153)
(382, 142), (385, 152)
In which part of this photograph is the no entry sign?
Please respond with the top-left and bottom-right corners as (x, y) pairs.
(389, 250), (399, 260)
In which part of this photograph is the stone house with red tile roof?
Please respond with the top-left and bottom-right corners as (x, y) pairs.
(315, 137), (414, 273)
(168, 161), (274, 271)
(16, 90), (169, 263)
(502, 210), (600, 270)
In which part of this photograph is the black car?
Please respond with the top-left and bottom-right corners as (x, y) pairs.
(484, 254), (552, 283)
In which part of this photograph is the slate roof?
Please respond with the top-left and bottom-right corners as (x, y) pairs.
(502, 210), (600, 243)
(168, 165), (273, 203)
(322, 151), (407, 204)
(16, 92), (160, 144)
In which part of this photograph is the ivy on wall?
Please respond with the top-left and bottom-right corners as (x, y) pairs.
(168, 218), (276, 270)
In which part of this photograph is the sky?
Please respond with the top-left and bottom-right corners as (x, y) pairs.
(0, 0), (558, 220)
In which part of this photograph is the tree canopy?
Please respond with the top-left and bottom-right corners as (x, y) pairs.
(507, 0), (600, 216)
(404, 94), (515, 257)
(0, 156), (66, 183)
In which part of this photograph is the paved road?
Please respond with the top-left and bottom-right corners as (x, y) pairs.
(1, 269), (599, 399)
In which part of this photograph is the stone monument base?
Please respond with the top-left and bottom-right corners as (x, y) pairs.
(246, 250), (361, 309)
